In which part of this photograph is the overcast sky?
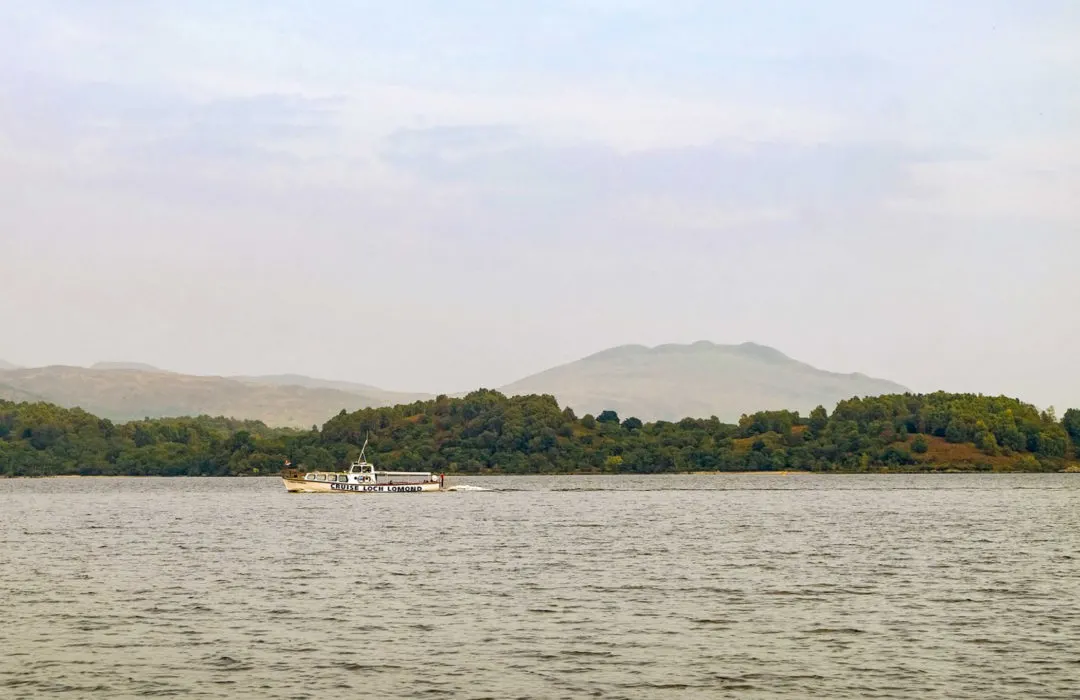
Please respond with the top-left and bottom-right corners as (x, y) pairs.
(1, 1), (1078, 409)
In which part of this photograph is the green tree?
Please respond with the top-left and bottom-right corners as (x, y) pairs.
(597, 410), (620, 424)
(1, 390), (1072, 478)
(1063, 409), (1080, 446)
(945, 420), (965, 443)
(603, 455), (624, 472)
(133, 424), (156, 448)
(976, 431), (999, 455)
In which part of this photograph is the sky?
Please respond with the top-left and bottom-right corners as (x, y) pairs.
(1, 0), (1078, 409)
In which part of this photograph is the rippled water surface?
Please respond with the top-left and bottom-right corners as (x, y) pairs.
(2, 473), (1079, 698)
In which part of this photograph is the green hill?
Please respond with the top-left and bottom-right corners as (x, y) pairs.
(500, 341), (908, 422)
(319, 390), (1079, 474)
(2, 391), (1077, 477)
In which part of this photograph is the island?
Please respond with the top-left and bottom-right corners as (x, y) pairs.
(1, 391), (1078, 477)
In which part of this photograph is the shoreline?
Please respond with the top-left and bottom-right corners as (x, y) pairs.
(5, 469), (1078, 479)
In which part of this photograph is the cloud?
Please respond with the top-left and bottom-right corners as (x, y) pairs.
(2, 71), (342, 159)
(383, 125), (527, 164)
(1, 0), (1078, 406)
(0, 71), (359, 215)
(893, 139), (1080, 223)
(379, 125), (957, 219)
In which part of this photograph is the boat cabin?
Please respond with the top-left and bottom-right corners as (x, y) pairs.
(286, 437), (445, 490)
(301, 456), (440, 486)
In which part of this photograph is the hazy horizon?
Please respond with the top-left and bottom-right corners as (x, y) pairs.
(2, 1), (1078, 410)
(0, 338), (907, 394)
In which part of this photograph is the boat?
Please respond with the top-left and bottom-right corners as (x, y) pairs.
(280, 439), (445, 493)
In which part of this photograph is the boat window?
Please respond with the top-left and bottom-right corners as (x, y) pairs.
(304, 473), (314, 480)
(316, 473), (326, 481)
(338, 474), (348, 482)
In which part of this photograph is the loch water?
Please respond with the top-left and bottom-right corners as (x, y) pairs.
(1, 473), (1078, 699)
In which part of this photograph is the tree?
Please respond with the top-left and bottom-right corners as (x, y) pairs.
(882, 445), (915, 466)
(974, 421), (999, 455)
(597, 410), (620, 424)
(133, 424), (155, 448)
(1034, 428), (1068, 457)
(975, 430), (999, 455)
(1063, 409), (1080, 447)
(737, 410), (799, 437)
(603, 455), (623, 472)
(1, 390), (1071, 478)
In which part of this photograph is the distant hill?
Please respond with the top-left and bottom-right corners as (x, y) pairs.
(0, 380), (41, 402)
(91, 361), (166, 372)
(0, 359), (19, 370)
(231, 373), (429, 400)
(0, 342), (907, 426)
(499, 341), (907, 422)
(0, 366), (425, 428)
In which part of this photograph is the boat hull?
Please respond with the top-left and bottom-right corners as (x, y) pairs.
(282, 477), (442, 493)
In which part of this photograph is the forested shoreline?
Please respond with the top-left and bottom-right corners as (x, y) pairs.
(2, 391), (1079, 477)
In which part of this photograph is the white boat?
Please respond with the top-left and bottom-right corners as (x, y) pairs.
(281, 439), (444, 493)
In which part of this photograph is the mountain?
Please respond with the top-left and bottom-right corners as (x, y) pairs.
(0, 359), (19, 370)
(91, 361), (166, 371)
(0, 366), (426, 428)
(0, 342), (907, 427)
(499, 341), (907, 422)
(0, 381), (40, 402)
(231, 373), (423, 397)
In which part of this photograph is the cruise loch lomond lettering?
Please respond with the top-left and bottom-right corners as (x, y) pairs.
(280, 438), (446, 494)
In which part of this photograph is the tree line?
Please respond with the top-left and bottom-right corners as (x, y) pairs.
(2, 391), (1079, 477)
